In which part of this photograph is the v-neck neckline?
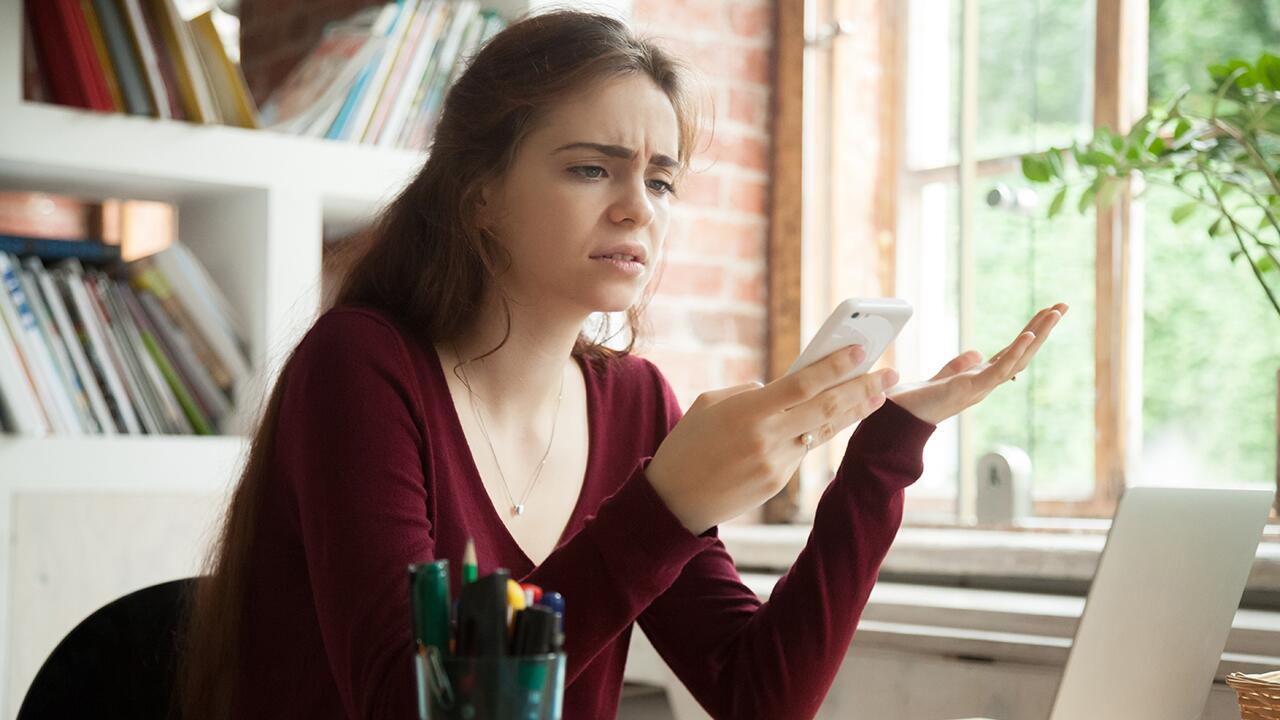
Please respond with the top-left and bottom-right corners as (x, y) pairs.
(427, 340), (596, 572)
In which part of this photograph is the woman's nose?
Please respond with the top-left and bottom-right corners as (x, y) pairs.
(609, 177), (656, 227)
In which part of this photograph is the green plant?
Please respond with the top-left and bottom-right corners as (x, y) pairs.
(1020, 52), (1280, 320)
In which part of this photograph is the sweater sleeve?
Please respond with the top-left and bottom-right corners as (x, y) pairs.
(634, 363), (937, 719)
(278, 311), (720, 717)
(275, 310), (433, 720)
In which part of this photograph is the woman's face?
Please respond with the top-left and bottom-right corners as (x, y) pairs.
(478, 73), (681, 315)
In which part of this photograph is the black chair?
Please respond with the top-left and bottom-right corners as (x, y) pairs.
(17, 577), (196, 720)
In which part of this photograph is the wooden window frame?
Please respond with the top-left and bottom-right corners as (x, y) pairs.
(765, 0), (1153, 523)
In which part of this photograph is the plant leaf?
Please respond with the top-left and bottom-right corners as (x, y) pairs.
(1171, 202), (1199, 224)
(1021, 154), (1052, 183)
(1048, 187), (1067, 218)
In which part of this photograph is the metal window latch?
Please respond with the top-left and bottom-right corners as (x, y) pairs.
(805, 19), (857, 48)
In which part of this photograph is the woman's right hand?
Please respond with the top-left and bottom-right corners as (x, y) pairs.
(645, 345), (900, 536)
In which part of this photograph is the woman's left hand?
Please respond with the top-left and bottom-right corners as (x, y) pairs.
(886, 303), (1068, 425)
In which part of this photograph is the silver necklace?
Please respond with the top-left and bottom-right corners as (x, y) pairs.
(453, 342), (565, 517)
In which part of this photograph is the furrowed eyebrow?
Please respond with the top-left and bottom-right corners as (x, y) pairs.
(552, 142), (678, 169)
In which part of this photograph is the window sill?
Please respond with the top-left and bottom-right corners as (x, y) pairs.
(732, 573), (1280, 678)
(719, 523), (1280, 597)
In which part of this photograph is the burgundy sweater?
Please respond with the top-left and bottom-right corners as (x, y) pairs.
(233, 305), (936, 719)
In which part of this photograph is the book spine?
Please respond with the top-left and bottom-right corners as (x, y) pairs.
(0, 267), (51, 434)
(358, 0), (422, 144)
(118, 0), (171, 119)
(354, 0), (419, 143)
(78, 0), (123, 110)
(103, 276), (189, 433)
(91, 0), (154, 116)
(136, 290), (231, 425)
(0, 191), (91, 240)
(379, 0), (449, 149)
(61, 0), (115, 111)
(0, 234), (121, 262)
(58, 260), (142, 433)
(16, 265), (98, 433)
(0, 252), (78, 433)
(28, 257), (117, 434)
(120, 286), (208, 433)
(128, 262), (234, 393)
(85, 271), (163, 433)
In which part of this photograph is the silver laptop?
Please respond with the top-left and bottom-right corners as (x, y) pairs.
(993, 486), (1273, 720)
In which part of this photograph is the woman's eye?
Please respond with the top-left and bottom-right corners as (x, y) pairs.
(569, 166), (677, 196)
(647, 179), (676, 196)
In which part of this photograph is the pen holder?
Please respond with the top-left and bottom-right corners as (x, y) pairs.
(421, 649), (566, 720)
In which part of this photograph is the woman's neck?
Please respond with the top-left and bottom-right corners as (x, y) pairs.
(439, 293), (586, 428)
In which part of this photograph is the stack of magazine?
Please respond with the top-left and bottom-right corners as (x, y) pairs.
(0, 244), (251, 437)
(258, 0), (506, 150)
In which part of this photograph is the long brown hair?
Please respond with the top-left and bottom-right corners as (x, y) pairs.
(177, 8), (710, 719)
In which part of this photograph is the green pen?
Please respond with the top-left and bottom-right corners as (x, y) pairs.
(409, 560), (452, 719)
(411, 560), (452, 654)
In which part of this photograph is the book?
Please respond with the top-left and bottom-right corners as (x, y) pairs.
(117, 0), (172, 119)
(83, 269), (163, 433)
(130, 0), (188, 120)
(100, 275), (190, 433)
(327, 2), (405, 141)
(145, 0), (220, 123)
(377, 0), (451, 148)
(25, 0), (115, 112)
(16, 264), (99, 432)
(0, 268), (51, 434)
(149, 242), (247, 354)
(259, 5), (390, 135)
(80, 0), (125, 111)
(187, 9), (258, 129)
(136, 289), (231, 426)
(0, 252), (80, 433)
(128, 261), (234, 394)
(56, 259), (143, 433)
(365, 0), (434, 146)
(95, 197), (176, 261)
(0, 191), (93, 240)
(0, 235), (122, 263)
(350, 0), (420, 143)
(145, 246), (250, 389)
(26, 257), (117, 434)
(404, 0), (481, 150)
(90, 0), (155, 116)
(118, 284), (209, 433)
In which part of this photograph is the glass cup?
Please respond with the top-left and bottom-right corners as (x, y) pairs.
(418, 648), (566, 720)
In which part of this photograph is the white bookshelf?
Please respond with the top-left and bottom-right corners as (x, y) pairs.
(0, 0), (629, 713)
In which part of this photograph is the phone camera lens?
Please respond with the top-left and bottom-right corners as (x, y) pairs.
(851, 312), (860, 318)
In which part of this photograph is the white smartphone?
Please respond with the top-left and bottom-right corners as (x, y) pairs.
(784, 297), (913, 378)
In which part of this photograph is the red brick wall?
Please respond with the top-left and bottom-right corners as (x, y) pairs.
(629, 0), (773, 412)
(241, 0), (775, 414)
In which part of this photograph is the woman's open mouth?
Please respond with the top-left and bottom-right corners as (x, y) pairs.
(591, 254), (645, 275)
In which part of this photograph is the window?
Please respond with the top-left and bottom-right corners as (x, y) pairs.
(799, 0), (1279, 523)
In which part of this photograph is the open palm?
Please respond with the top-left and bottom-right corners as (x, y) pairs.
(886, 303), (1068, 425)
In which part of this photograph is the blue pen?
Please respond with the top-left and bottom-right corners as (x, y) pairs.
(534, 591), (565, 718)
(535, 592), (564, 647)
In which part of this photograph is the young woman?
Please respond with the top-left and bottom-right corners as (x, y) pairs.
(178, 9), (1065, 719)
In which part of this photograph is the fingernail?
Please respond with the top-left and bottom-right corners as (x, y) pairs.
(882, 369), (899, 389)
(848, 345), (865, 360)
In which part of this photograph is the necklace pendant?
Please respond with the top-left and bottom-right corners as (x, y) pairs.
(514, 504), (525, 516)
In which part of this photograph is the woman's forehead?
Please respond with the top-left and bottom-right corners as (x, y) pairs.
(534, 76), (680, 160)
